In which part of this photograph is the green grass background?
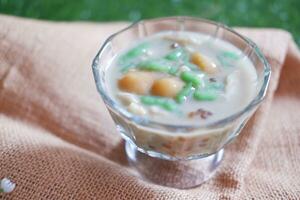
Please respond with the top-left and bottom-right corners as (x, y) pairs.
(0, 0), (299, 44)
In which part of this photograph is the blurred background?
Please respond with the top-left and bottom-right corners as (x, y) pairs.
(0, 0), (299, 45)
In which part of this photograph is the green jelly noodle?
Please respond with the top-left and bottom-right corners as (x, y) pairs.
(175, 83), (194, 104)
(140, 96), (178, 111)
(194, 89), (218, 101)
(119, 43), (149, 72)
(120, 63), (135, 73)
(168, 65), (179, 75)
(217, 51), (239, 67)
(138, 59), (180, 75)
(183, 62), (198, 71)
(165, 48), (188, 61)
(222, 51), (239, 59)
(207, 81), (224, 90)
(180, 71), (203, 88)
(120, 43), (148, 62)
(138, 59), (171, 73)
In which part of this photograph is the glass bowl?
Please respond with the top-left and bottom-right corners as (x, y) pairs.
(92, 16), (271, 188)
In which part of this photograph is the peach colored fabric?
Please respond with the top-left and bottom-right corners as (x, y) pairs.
(0, 15), (299, 199)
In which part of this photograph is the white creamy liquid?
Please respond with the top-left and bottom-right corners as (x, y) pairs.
(106, 31), (258, 125)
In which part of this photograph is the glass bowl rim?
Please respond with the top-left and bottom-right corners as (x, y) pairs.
(92, 16), (271, 130)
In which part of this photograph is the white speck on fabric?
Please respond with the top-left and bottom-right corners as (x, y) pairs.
(1, 178), (16, 193)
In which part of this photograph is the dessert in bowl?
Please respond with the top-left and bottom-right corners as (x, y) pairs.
(92, 17), (270, 188)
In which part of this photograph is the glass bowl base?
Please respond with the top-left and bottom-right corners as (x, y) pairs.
(125, 141), (224, 189)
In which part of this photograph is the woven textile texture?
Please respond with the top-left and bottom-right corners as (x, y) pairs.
(0, 15), (299, 199)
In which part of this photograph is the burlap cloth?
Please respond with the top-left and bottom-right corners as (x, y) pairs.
(0, 14), (299, 199)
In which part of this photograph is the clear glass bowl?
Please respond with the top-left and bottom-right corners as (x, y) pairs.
(92, 16), (271, 188)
